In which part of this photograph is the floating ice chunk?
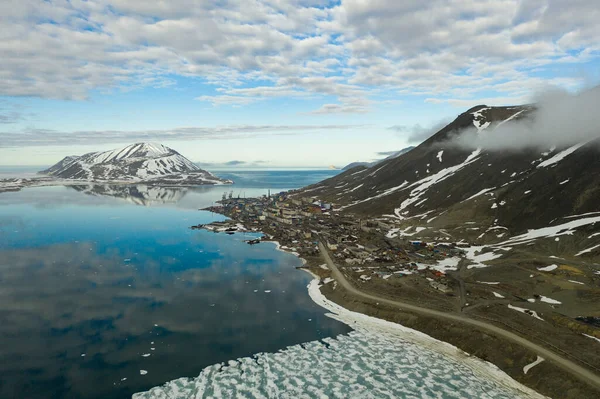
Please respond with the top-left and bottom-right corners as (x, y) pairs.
(81, 354), (86, 357)
(140, 370), (148, 375)
(264, 290), (271, 293)
(142, 353), (151, 357)
(523, 356), (544, 374)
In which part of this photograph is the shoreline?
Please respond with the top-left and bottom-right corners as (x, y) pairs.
(305, 276), (547, 398)
(198, 205), (600, 398)
(262, 240), (545, 397)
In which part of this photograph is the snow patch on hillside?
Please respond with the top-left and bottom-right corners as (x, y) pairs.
(394, 149), (481, 218)
(537, 142), (588, 168)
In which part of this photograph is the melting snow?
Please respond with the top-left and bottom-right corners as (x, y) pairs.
(575, 244), (600, 256)
(537, 265), (558, 272)
(583, 334), (600, 344)
(537, 142), (588, 168)
(499, 215), (600, 246)
(464, 246), (503, 269)
(436, 150), (444, 162)
(394, 149), (481, 218)
(493, 292), (505, 298)
(508, 305), (544, 321)
(523, 356), (544, 375)
(568, 280), (584, 285)
(539, 296), (561, 305)
(465, 187), (496, 201)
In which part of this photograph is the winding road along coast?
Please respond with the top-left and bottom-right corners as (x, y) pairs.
(317, 242), (600, 392)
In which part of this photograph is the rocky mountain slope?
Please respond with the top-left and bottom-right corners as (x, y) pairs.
(40, 143), (232, 185)
(298, 104), (600, 255)
(342, 146), (415, 170)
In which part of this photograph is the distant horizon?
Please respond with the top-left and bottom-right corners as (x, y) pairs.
(1, 1), (597, 167)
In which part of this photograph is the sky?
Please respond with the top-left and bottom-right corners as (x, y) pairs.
(1, 0), (599, 168)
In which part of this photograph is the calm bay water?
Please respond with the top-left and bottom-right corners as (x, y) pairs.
(0, 171), (348, 399)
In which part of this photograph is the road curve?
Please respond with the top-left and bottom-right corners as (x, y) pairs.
(318, 242), (600, 392)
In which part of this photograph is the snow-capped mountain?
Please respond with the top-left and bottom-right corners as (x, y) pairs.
(297, 103), (600, 252)
(40, 143), (232, 185)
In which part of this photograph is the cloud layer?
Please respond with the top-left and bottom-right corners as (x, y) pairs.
(1, 0), (598, 113)
(0, 124), (366, 147)
(450, 86), (600, 150)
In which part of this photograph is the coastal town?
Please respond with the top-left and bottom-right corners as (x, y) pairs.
(198, 190), (469, 297)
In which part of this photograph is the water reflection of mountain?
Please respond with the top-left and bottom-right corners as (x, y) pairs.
(70, 184), (190, 206)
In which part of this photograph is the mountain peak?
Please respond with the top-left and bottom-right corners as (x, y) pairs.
(40, 143), (232, 185)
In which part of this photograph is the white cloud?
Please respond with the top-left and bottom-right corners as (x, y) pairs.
(0, 124), (369, 147)
(0, 0), (598, 112)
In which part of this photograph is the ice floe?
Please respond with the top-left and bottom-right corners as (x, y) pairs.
(134, 280), (546, 399)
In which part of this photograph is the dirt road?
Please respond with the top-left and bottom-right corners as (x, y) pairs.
(318, 242), (600, 392)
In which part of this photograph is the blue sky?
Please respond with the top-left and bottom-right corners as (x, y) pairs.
(1, 0), (599, 167)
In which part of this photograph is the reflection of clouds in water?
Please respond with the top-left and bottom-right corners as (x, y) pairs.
(0, 240), (348, 399)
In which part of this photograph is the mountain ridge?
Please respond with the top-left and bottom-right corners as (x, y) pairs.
(297, 104), (600, 248)
(40, 142), (232, 185)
